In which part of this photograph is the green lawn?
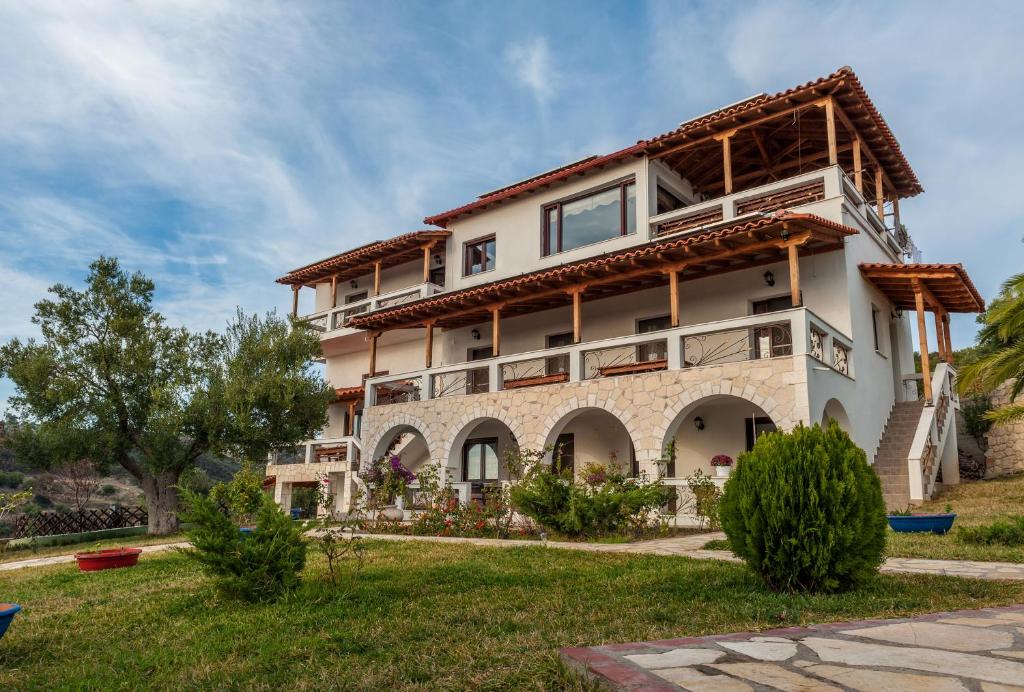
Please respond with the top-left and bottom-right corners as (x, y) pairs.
(0, 533), (185, 564)
(5, 541), (1024, 690)
(885, 473), (1024, 563)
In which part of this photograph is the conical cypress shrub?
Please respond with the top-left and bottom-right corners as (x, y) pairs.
(719, 421), (886, 592)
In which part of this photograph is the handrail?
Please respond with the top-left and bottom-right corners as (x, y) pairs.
(906, 363), (957, 500)
(298, 282), (444, 333)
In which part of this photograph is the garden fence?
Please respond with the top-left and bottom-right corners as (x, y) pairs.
(14, 506), (149, 538)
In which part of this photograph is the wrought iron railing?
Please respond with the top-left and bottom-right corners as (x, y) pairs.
(682, 323), (791, 368)
(373, 378), (421, 405)
(584, 338), (668, 379)
(831, 341), (850, 375)
(809, 327), (826, 362)
(502, 354), (570, 388)
(432, 367), (489, 398)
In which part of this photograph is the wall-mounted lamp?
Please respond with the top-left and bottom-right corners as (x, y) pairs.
(763, 270), (775, 287)
(350, 280), (358, 289)
(471, 329), (481, 340)
(693, 416), (705, 431)
(781, 228), (790, 241)
(433, 253), (443, 266)
(893, 307), (904, 319)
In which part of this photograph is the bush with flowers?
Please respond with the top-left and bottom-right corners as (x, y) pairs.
(360, 454), (416, 507)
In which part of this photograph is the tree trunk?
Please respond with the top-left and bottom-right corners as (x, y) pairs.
(141, 470), (182, 535)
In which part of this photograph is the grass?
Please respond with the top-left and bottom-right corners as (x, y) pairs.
(5, 541), (1024, 689)
(886, 473), (1024, 563)
(0, 533), (185, 564)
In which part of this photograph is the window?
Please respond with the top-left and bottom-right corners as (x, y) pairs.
(463, 438), (499, 482)
(871, 305), (882, 352)
(552, 433), (574, 476)
(543, 179), (636, 256)
(751, 296), (794, 359)
(656, 184), (687, 215)
(466, 346), (492, 394)
(637, 315), (670, 363)
(745, 417), (777, 451)
(464, 236), (496, 276)
(546, 331), (573, 375)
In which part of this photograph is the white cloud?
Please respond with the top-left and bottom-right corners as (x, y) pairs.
(505, 37), (556, 105)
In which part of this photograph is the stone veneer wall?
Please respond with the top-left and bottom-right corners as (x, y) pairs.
(267, 460), (349, 483)
(986, 381), (1024, 476)
(362, 355), (812, 475)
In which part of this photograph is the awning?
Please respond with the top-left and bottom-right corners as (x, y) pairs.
(859, 263), (985, 313)
(348, 211), (857, 331)
(277, 230), (450, 286)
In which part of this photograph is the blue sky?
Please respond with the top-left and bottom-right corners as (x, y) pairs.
(2, 0), (1022, 409)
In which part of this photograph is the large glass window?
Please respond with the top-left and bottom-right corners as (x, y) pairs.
(543, 180), (636, 256)
(463, 438), (499, 482)
(464, 236), (496, 276)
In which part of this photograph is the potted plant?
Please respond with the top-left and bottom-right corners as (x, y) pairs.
(886, 504), (957, 534)
(711, 454), (733, 478)
(0, 603), (21, 640)
(74, 546), (143, 571)
(360, 455), (416, 521)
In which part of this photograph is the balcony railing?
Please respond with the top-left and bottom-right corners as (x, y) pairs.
(268, 436), (361, 467)
(366, 307), (853, 406)
(300, 282), (445, 335)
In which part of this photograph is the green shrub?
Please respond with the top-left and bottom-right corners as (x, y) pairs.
(180, 490), (307, 602)
(685, 469), (722, 530)
(100, 484), (117, 496)
(511, 463), (673, 537)
(0, 471), (24, 488)
(719, 422), (886, 593)
(208, 461), (266, 526)
(957, 516), (1024, 546)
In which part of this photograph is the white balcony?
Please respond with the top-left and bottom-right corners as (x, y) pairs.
(300, 282), (445, 338)
(365, 307), (853, 407)
(268, 435), (361, 469)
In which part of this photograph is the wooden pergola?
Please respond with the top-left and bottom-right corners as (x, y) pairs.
(350, 211), (858, 372)
(277, 230), (450, 316)
(860, 263), (985, 400)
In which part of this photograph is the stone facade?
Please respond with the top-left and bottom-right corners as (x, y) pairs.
(362, 355), (812, 476)
(986, 381), (1024, 476)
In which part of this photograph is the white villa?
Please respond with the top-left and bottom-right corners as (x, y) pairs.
(266, 67), (984, 517)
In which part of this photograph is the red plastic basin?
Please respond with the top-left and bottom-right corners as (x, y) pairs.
(74, 547), (143, 572)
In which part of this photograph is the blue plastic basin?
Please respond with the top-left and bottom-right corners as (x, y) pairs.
(0, 603), (21, 640)
(887, 513), (957, 534)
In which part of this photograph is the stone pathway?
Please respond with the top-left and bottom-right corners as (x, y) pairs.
(0, 541), (189, 572)
(356, 532), (1024, 582)
(562, 605), (1024, 690)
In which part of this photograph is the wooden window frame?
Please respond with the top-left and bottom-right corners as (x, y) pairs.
(542, 177), (636, 257)
(462, 437), (499, 482)
(463, 234), (496, 277)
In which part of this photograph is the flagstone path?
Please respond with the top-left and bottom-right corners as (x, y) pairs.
(561, 604), (1024, 691)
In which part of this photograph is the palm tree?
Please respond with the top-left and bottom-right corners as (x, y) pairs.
(958, 272), (1024, 424)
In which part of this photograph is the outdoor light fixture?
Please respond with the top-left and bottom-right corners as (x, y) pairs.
(433, 253), (443, 265)
(763, 270), (775, 287)
(350, 280), (358, 289)
(781, 228), (790, 241)
(471, 329), (481, 340)
(894, 307), (904, 319)
(694, 416), (705, 431)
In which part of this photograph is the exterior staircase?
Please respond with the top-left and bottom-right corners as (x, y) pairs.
(873, 400), (925, 511)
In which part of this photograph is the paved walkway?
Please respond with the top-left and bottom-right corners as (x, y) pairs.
(0, 541), (189, 572)
(562, 604), (1024, 691)
(3, 533), (1024, 583)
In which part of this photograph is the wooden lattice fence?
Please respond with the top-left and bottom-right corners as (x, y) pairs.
(14, 506), (148, 538)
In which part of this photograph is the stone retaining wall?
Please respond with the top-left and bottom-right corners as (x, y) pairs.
(986, 381), (1024, 476)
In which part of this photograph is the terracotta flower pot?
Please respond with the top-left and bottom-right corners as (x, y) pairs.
(74, 547), (143, 572)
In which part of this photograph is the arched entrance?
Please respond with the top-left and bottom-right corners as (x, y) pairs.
(543, 407), (639, 479)
(662, 394), (776, 479)
(821, 398), (852, 435)
(447, 417), (520, 503)
(371, 424), (432, 473)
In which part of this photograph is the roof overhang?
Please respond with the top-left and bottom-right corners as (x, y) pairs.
(859, 263), (985, 313)
(334, 385), (364, 402)
(349, 211), (857, 331)
(277, 230), (450, 287)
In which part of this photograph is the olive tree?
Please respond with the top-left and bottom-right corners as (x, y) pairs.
(1, 257), (332, 534)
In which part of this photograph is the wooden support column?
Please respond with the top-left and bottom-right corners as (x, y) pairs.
(330, 275), (338, 309)
(913, 281), (933, 402)
(852, 137), (863, 192)
(892, 196), (901, 232)
(934, 311), (947, 362)
(424, 322), (434, 368)
(668, 270), (680, 327)
(373, 261), (382, 296)
(368, 333), (379, 378)
(721, 134), (733, 194)
(787, 243), (802, 307)
(491, 307), (501, 356)
(571, 288), (583, 343)
(346, 400), (356, 437)
(942, 314), (955, 364)
(824, 98), (838, 166)
(291, 285), (299, 318)
(875, 168), (885, 220)
(422, 245), (432, 283)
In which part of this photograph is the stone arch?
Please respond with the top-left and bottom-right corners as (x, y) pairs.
(365, 413), (436, 466)
(444, 415), (522, 482)
(439, 405), (528, 464)
(539, 405), (643, 476)
(535, 396), (643, 454)
(820, 397), (852, 435)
